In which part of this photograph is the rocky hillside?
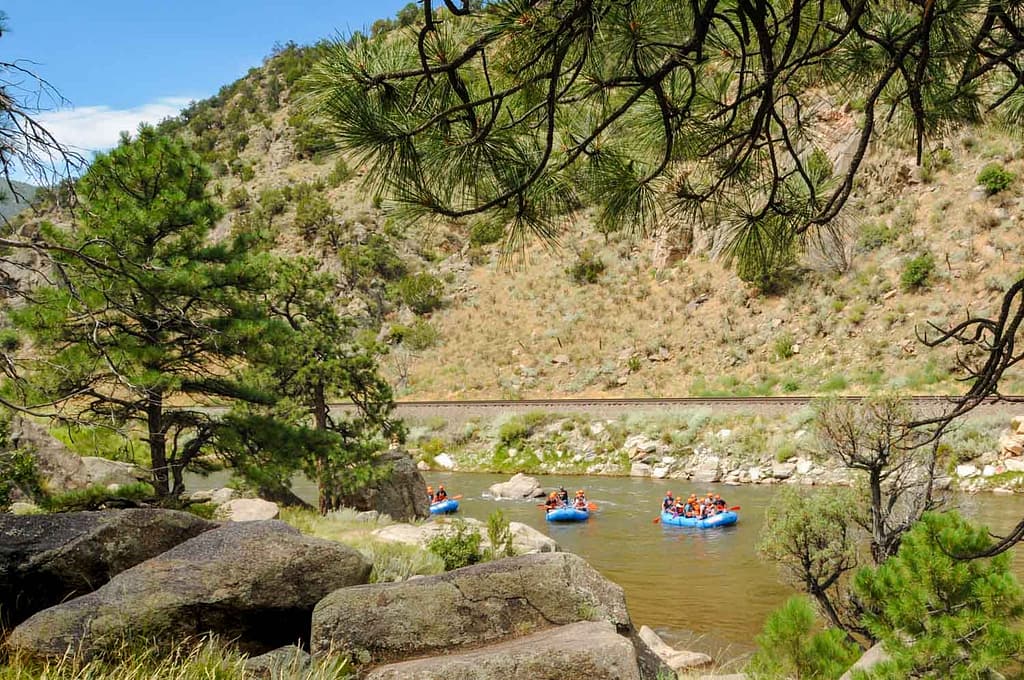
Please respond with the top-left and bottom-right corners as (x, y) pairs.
(16, 34), (1024, 402)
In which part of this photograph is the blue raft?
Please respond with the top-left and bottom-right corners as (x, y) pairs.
(429, 499), (459, 515)
(660, 510), (738, 529)
(546, 507), (590, 522)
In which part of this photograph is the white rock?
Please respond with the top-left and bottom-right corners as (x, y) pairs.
(749, 467), (763, 482)
(956, 464), (979, 478)
(630, 462), (653, 478)
(716, 429), (732, 440)
(416, 460), (430, 471)
(81, 457), (149, 487)
(839, 643), (889, 680)
(771, 463), (796, 480)
(652, 466), (669, 479)
(983, 464), (998, 478)
(1013, 415), (1024, 435)
(638, 626), (713, 672)
(1004, 458), (1024, 473)
(433, 453), (456, 470)
(216, 498), (280, 522)
(374, 519), (559, 555)
(661, 456), (677, 465)
(795, 458), (813, 475)
(488, 473), (545, 499)
(993, 488), (1015, 495)
(794, 429), (807, 439)
(210, 487), (236, 506)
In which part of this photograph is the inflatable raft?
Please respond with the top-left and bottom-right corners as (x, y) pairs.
(546, 507), (590, 522)
(429, 499), (459, 515)
(660, 510), (738, 529)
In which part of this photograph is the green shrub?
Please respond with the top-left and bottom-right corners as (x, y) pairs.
(294, 191), (334, 239)
(567, 249), (607, 285)
(901, 252), (935, 291)
(469, 219), (504, 247)
(773, 333), (795, 360)
(857, 221), (896, 250)
(0, 448), (40, 511)
(427, 520), (482, 570)
(484, 509), (516, 560)
(421, 437), (445, 458)
(497, 418), (532, 446)
(977, 162), (1015, 195)
(393, 273), (445, 314)
(185, 502), (217, 519)
(365, 541), (445, 582)
(401, 318), (440, 350)
(258, 187), (287, 216)
(225, 187), (249, 209)
(327, 157), (354, 186)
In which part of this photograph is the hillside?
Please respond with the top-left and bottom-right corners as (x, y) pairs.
(17, 38), (1024, 402)
(0, 181), (37, 221)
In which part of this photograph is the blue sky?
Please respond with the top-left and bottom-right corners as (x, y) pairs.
(4, 0), (410, 153)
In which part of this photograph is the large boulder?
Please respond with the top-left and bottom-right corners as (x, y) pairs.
(79, 457), (149, 488)
(336, 449), (429, 521)
(7, 520), (371, 660)
(9, 417), (89, 494)
(488, 473), (545, 499)
(0, 509), (214, 628)
(243, 645), (311, 679)
(364, 620), (641, 680)
(311, 552), (629, 665)
(216, 498), (280, 522)
(638, 625), (713, 672)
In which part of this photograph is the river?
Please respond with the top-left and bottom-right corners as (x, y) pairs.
(186, 469), (1024, 660)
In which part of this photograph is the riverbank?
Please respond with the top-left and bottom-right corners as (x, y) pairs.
(406, 407), (1024, 493)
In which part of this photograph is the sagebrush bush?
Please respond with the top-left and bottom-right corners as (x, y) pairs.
(901, 252), (935, 291)
(327, 157), (354, 186)
(469, 219), (504, 247)
(977, 162), (1015, 195)
(567, 249), (606, 284)
(427, 520), (482, 570)
(392, 273), (444, 314)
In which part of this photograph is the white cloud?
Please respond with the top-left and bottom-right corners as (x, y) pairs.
(36, 96), (195, 153)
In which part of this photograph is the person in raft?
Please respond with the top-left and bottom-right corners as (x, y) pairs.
(426, 485), (435, 503)
(662, 491), (675, 511)
(671, 494), (698, 517)
(558, 486), (570, 504)
(434, 485), (448, 502)
(544, 491), (564, 512)
(573, 489), (588, 509)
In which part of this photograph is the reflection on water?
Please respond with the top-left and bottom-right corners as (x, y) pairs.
(185, 469), (1024, 659)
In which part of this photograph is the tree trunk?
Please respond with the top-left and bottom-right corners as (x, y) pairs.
(313, 381), (333, 514)
(147, 390), (169, 497)
(869, 467), (885, 564)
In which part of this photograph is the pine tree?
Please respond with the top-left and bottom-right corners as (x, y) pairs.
(747, 596), (861, 680)
(853, 512), (1024, 679)
(9, 126), (278, 497)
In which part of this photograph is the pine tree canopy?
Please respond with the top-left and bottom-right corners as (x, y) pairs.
(304, 0), (1024, 269)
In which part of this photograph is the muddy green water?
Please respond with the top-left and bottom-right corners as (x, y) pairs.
(187, 470), (1024, 659)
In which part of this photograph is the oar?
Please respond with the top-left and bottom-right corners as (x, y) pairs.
(729, 505), (741, 511)
(451, 495), (463, 500)
(587, 502), (599, 511)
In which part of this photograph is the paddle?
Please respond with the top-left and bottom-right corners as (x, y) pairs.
(587, 502), (598, 511)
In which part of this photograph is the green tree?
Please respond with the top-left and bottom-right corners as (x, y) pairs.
(747, 596), (860, 680)
(8, 126), (276, 497)
(215, 258), (400, 514)
(853, 512), (1024, 679)
(759, 488), (863, 638)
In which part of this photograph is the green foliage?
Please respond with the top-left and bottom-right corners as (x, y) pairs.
(258, 187), (288, 216)
(977, 162), (1015, 195)
(0, 409), (39, 511)
(731, 215), (800, 294)
(41, 483), (156, 513)
(900, 252), (935, 291)
(388, 318), (439, 350)
(857, 222), (897, 251)
(427, 520), (483, 570)
(497, 418), (531, 447)
(469, 219), (505, 247)
(854, 512), (1024, 679)
(225, 186), (249, 209)
(288, 111), (333, 160)
(567, 249), (607, 285)
(327, 157), (354, 186)
(484, 509), (516, 560)
(294, 188), (334, 239)
(392, 273), (444, 314)
(185, 502), (217, 519)
(746, 596), (860, 680)
(773, 333), (795, 360)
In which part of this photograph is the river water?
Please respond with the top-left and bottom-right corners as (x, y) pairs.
(187, 469), (1024, 660)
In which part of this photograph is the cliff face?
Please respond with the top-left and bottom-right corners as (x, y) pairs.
(19, 42), (1024, 401)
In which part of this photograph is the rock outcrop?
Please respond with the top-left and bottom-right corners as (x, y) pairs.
(311, 552), (629, 665)
(363, 620), (641, 680)
(0, 509), (214, 628)
(337, 449), (429, 521)
(216, 498), (280, 522)
(7, 520), (371, 660)
(638, 625), (714, 672)
(488, 473), (546, 499)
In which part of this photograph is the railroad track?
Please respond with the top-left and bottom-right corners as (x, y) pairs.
(390, 395), (1019, 421)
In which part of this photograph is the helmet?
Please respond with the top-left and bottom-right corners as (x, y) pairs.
(577, 489), (584, 494)
(427, 486), (433, 492)
(666, 491), (673, 497)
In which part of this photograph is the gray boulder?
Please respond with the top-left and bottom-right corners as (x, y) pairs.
(80, 457), (149, 488)
(9, 416), (89, 494)
(311, 552), (629, 665)
(838, 643), (889, 680)
(488, 473), (545, 499)
(364, 620), (641, 680)
(7, 520), (371, 660)
(0, 509), (214, 628)
(337, 449), (429, 521)
(216, 498), (280, 522)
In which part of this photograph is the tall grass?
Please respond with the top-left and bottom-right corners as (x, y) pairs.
(0, 637), (353, 680)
